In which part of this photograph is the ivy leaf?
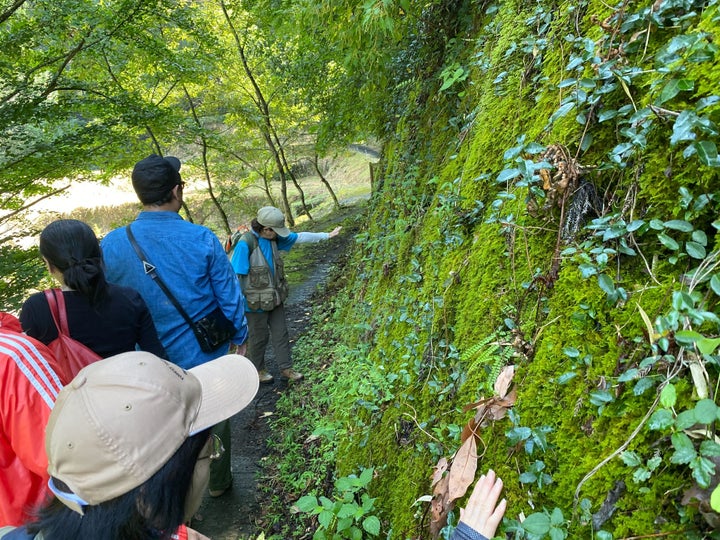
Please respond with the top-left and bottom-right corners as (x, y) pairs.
(549, 102), (575, 124)
(657, 78), (694, 105)
(675, 409), (698, 430)
(664, 219), (693, 232)
(670, 432), (697, 464)
(692, 230), (708, 245)
(597, 274), (615, 295)
(295, 495), (320, 513)
(627, 219), (645, 232)
(711, 275), (720, 296)
(580, 132), (593, 152)
(362, 515), (381, 536)
(697, 337), (720, 355)
(670, 110), (697, 146)
(693, 141), (720, 166)
(633, 467), (652, 483)
(695, 399), (719, 424)
(686, 241), (706, 259)
(660, 383), (677, 408)
(648, 409), (674, 430)
(497, 168), (521, 183)
(579, 264), (597, 278)
(590, 389), (614, 406)
(634, 377), (655, 395)
(618, 368), (638, 382)
(700, 440), (720, 458)
(550, 507), (564, 526)
(519, 471), (538, 483)
(522, 512), (552, 535)
(598, 108), (618, 122)
(621, 451), (643, 467)
(712, 484), (720, 512)
(657, 233), (680, 251)
(692, 456), (715, 488)
(674, 330), (703, 346)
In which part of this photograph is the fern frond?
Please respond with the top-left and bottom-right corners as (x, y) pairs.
(460, 332), (497, 362)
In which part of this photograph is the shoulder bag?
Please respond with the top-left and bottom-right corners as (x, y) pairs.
(125, 225), (236, 353)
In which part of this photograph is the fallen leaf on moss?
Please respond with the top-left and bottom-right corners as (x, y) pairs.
(431, 457), (449, 487)
(448, 437), (477, 502)
(494, 365), (515, 397)
(430, 473), (451, 537)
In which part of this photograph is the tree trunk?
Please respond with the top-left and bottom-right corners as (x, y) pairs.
(221, 0), (295, 226)
(313, 154), (340, 209)
(183, 84), (231, 236)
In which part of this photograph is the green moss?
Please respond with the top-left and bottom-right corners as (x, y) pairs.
(274, 0), (720, 537)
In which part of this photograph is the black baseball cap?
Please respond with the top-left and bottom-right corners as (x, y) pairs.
(131, 154), (182, 204)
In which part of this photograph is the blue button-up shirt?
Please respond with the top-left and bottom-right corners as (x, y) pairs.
(100, 211), (248, 369)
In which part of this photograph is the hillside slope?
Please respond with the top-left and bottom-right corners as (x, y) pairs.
(293, 0), (720, 538)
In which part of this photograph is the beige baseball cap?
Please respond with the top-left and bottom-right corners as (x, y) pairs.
(257, 206), (291, 237)
(45, 351), (259, 513)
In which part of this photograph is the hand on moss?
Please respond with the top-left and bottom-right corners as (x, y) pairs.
(458, 469), (507, 539)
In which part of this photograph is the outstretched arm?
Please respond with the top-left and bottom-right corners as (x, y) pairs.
(294, 227), (342, 244)
(452, 470), (507, 540)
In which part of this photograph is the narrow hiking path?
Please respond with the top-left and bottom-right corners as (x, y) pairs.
(193, 205), (360, 540)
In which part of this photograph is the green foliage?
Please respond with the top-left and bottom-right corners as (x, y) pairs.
(506, 507), (568, 540)
(299, 0), (720, 536)
(294, 468), (381, 540)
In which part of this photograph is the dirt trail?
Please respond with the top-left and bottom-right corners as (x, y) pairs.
(193, 221), (353, 540)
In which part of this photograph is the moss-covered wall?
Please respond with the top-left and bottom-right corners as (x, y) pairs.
(321, 0), (720, 537)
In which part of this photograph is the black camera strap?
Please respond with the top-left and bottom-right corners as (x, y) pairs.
(125, 224), (199, 334)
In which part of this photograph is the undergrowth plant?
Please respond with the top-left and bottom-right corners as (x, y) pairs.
(294, 468), (382, 540)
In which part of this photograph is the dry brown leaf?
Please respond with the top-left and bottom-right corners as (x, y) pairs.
(498, 386), (517, 407)
(431, 457), (448, 487)
(488, 404), (509, 421)
(430, 474), (451, 537)
(460, 421), (475, 444)
(448, 437), (478, 502)
(494, 365), (515, 397)
(540, 168), (551, 190)
(462, 396), (491, 413)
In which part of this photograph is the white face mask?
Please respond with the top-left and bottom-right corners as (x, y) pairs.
(183, 436), (213, 521)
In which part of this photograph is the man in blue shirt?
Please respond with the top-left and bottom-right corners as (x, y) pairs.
(101, 154), (248, 498)
(230, 206), (340, 384)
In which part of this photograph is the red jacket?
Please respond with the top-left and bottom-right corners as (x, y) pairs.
(0, 316), (62, 526)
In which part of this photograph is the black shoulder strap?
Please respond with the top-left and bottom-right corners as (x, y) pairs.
(125, 225), (197, 332)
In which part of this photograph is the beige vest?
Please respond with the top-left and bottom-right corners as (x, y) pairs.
(240, 232), (289, 311)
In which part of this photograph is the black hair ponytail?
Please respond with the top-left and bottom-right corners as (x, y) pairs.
(39, 219), (108, 305)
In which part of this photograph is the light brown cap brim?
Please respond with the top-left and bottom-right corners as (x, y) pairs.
(188, 354), (259, 434)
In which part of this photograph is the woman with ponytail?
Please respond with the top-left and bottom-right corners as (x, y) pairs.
(20, 219), (166, 359)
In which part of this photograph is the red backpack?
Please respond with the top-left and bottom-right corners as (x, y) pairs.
(44, 289), (102, 385)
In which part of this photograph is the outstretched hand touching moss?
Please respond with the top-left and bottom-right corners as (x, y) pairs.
(457, 469), (506, 539)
